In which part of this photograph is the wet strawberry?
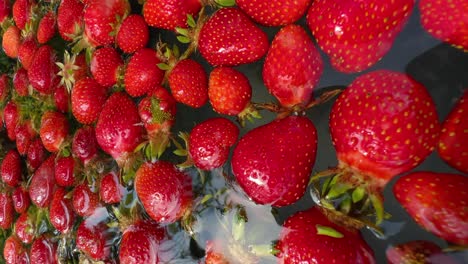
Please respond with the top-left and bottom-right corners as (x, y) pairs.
(188, 117), (239, 170)
(37, 11), (56, 44)
(14, 120), (36, 155)
(142, 0), (201, 30)
(386, 240), (458, 264)
(232, 115), (317, 206)
(28, 45), (58, 95)
(2, 25), (21, 58)
(53, 85), (69, 113)
(17, 36), (38, 70)
(0, 74), (9, 103)
(12, 0), (34, 30)
(263, 24), (323, 108)
(306, 0), (415, 73)
(135, 161), (192, 223)
(1, 149), (22, 187)
(90, 46), (123, 87)
(54, 156), (76, 187)
(71, 77), (107, 125)
(205, 240), (229, 264)
(394, 172), (468, 246)
(26, 138), (47, 172)
(29, 155), (56, 208)
(116, 14), (149, 53)
(437, 90), (468, 174)
(124, 48), (165, 97)
(3, 235), (26, 264)
(99, 171), (124, 204)
(198, 7), (269, 66)
(50, 187), (75, 234)
(237, 0), (311, 26)
(39, 110), (69, 153)
(14, 213), (35, 244)
(30, 235), (58, 264)
(57, 51), (88, 91)
(12, 186), (30, 214)
(57, 0), (84, 42)
(0, 191), (14, 229)
(0, 0), (10, 22)
(73, 183), (101, 217)
(3, 100), (19, 141)
(13, 67), (30, 96)
(138, 86), (176, 136)
(76, 214), (115, 261)
(168, 59), (208, 108)
(276, 207), (375, 263)
(72, 126), (99, 165)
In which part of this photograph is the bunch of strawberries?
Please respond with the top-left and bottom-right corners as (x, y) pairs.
(0, 0), (467, 263)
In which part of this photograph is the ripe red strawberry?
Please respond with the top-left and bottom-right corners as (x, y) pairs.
(39, 110), (69, 152)
(420, 0), (467, 51)
(26, 138), (47, 172)
(99, 171), (124, 204)
(83, 0), (130, 47)
(30, 235), (58, 264)
(57, 0), (84, 42)
(73, 183), (101, 217)
(198, 8), (269, 66)
(76, 215), (115, 261)
(306, 0), (415, 73)
(90, 46), (123, 87)
(72, 126), (99, 165)
(0, 74), (9, 103)
(142, 0), (201, 30)
(3, 100), (19, 141)
(232, 115), (317, 206)
(123, 48), (165, 97)
(17, 36), (38, 70)
(188, 117), (239, 170)
(138, 86), (176, 136)
(28, 45), (58, 95)
(12, 0), (34, 30)
(29, 155), (56, 208)
(276, 207), (375, 263)
(236, 0), (311, 26)
(168, 59), (208, 108)
(386, 240), (458, 264)
(13, 67), (30, 96)
(54, 156), (76, 187)
(0, 191), (14, 229)
(437, 90), (468, 174)
(394, 172), (468, 245)
(1, 149), (22, 187)
(49, 187), (76, 234)
(263, 24), (323, 108)
(37, 11), (56, 44)
(0, 0), (10, 23)
(71, 77), (107, 125)
(2, 25), (21, 58)
(53, 85), (69, 113)
(12, 186), (30, 214)
(57, 51), (88, 90)
(116, 14), (149, 53)
(95, 92), (145, 167)
(135, 161), (192, 223)
(3, 235), (26, 264)
(15, 120), (36, 155)
(14, 213), (35, 244)
(205, 240), (229, 264)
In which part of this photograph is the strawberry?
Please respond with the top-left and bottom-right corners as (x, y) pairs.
(12, 0), (34, 30)
(13, 67), (30, 96)
(188, 117), (239, 170)
(72, 126), (99, 165)
(231, 115), (317, 206)
(30, 235), (58, 264)
(53, 85), (69, 113)
(73, 183), (101, 217)
(306, 0), (415, 73)
(198, 7), (269, 66)
(1, 149), (22, 187)
(54, 156), (76, 187)
(135, 161), (192, 223)
(386, 240), (458, 264)
(57, 0), (84, 42)
(2, 25), (21, 58)
(57, 51), (88, 91)
(3, 100), (19, 141)
(37, 11), (56, 44)
(168, 59), (208, 108)
(142, 0), (201, 31)
(116, 14), (149, 53)
(276, 207), (375, 263)
(50, 187), (76, 234)
(0, 0), (10, 23)
(83, 0), (130, 47)
(236, 0), (311, 26)
(12, 186), (30, 214)
(90, 46), (123, 87)
(76, 214), (115, 261)
(95, 92), (145, 167)
(205, 240), (229, 264)
(420, 0), (468, 51)
(0, 74), (9, 103)
(14, 212), (35, 244)
(29, 155), (56, 208)
(28, 45), (58, 95)
(138, 86), (176, 136)
(437, 90), (468, 174)
(0, 191), (14, 229)
(26, 138), (47, 172)
(39, 110), (69, 152)
(123, 48), (165, 97)
(394, 172), (468, 245)
(3, 235), (26, 264)
(14, 120), (35, 155)
(71, 77), (107, 125)
(263, 24), (323, 108)
(99, 171), (124, 204)
(17, 36), (38, 70)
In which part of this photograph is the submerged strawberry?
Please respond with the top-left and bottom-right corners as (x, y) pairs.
(50, 187), (76, 234)
(0, 191), (14, 229)
(3, 235), (26, 264)
(236, 0), (310, 26)
(168, 59), (208, 108)
(205, 240), (230, 264)
(90, 46), (123, 87)
(124, 48), (165, 97)
(72, 126), (99, 165)
(73, 183), (101, 217)
(26, 138), (47, 172)
(15, 120), (36, 155)
(29, 155), (56, 208)
(30, 235), (58, 264)
(142, 0), (201, 31)
(28, 45), (58, 95)
(13, 67), (30, 96)
(3, 100), (19, 141)
(71, 77), (107, 125)
(15, 213), (35, 244)
(12, 186), (30, 214)
(39, 110), (69, 153)
(386, 240), (458, 264)
(116, 14), (149, 53)
(99, 171), (124, 204)
(1, 149), (22, 187)
(54, 156), (76, 187)
(76, 213), (116, 261)
(394, 172), (468, 246)
(231, 115), (317, 207)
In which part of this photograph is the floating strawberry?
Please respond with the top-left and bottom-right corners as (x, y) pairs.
(1, 149), (22, 187)
(30, 235), (58, 264)
(116, 14), (149, 53)
(73, 183), (101, 217)
(37, 11), (56, 44)
(263, 24), (323, 109)
(72, 126), (99, 166)
(231, 115), (317, 207)
(142, 0), (201, 31)
(276, 207), (375, 263)
(49, 187), (75, 234)
(14, 120), (35, 155)
(3, 235), (26, 264)
(28, 45), (58, 95)
(39, 110), (69, 153)
(437, 90), (468, 174)
(12, 186), (30, 214)
(26, 138), (47, 172)
(2, 25), (21, 58)
(90, 46), (123, 88)
(54, 156), (76, 187)
(236, 0), (311, 26)
(168, 58), (208, 108)
(0, 191), (14, 229)
(205, 240), (229, 264)
(306, 0), (415, 73)
(99, 171), (124, 204)
(386, 240), (458, 264)
(29, 155), (56, 208)
(124, 48), (165, 97)
(76, 212), (116, 261)
(71, 77), (107, 125)
(394, 172), (468, 245)
(57, 0), (84, 42)
(14, 213), (35, 244)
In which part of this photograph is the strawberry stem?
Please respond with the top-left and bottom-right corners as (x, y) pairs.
(316, 224), (344, 238)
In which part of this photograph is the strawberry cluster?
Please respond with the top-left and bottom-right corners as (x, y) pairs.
(0, 0), (467, 263)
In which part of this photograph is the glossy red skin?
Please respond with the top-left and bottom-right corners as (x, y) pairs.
(29, 155), (56, 208)
(50, 187), (75, 234)
(138, 86), (177, 136)
(3, 100), (19, 141)
(438, 90), (468, 173)
(0, 192), (14, 229)
(17, 37), (38, 70)
(386, 240), (458, 264)
(57, 0), (84, 41)
(71, 77), (108, 125)
(189, 117), (239, 170)
(124, 48), (165, 97)
(26, 138), (47, 172)
(76, 219), (113, 261)
(142, 0), (201, 30)
(263, 24), (323, 108)
(30, 236), (58, 264)
(12, 0), (34, 30)
(96, 92), (145, 166)
(15, 120), (36, 155)
(90, 46), (123, 87)
(117, 14), (149, 53)
(169, 59), (208, 108)
(54, 156), (76, 187)
(232, 116), (317, 207)
(83, 0), (130, 46)
(28, 45), (58, 95)
(13, 67), (30, 96)
(330, 70), (439, 184)
(73, 183), (101, 217)
(12, 186), (30, 214)
(2, 25), (21, 58)
(420, 0), (468, 50)
(198, 8), (269, 67)
(237, 0), (310, 26)
(0, 0), (10, 22)
(54, 85), (69, 113)
(135, 161), (193, 224)
(1, 149), (22, 187)
(3, 235), (25, 264)
(100, 171), (124, 204)
(15, 213), (35, 244)
(394, 172), (468, 246)
(37, 11), (56, 44)
(306, 0), (415, 73)
(72, 126), (99, 165)
(39, 111), (69, 152)
(0, 74), (8, 102)
(277, 207), (376, 264)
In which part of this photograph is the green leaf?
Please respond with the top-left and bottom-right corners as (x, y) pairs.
(370, 194), (384, 225)
(352, 187), (366, 203)
(175, 27), (189, 37)
(173, 149), (188, 156)
(215, 0), (236, 7)
(177, 35), (191, 44)
(200, 194), (213, 204)
(326, 183), (350, 200)
(316, 225), (344, 238)
(157, 63), (171, 71)
(340, 195), (352, 214)
(187, 14), (196, 28)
